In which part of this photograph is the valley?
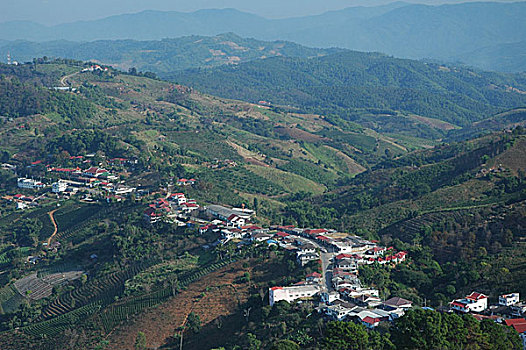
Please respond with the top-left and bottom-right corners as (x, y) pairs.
(0, 49), (524, 350)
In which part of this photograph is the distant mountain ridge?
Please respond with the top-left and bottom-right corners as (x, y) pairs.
(1, 2), (526, 71)
(0, 33), (340, 73)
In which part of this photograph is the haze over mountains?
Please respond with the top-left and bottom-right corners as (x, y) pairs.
(1, 1), (526, 72)
(0, 34), (340, 73)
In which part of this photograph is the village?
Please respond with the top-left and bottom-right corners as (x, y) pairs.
(191, 203), (526, 348)
(2, 157), (526, 349)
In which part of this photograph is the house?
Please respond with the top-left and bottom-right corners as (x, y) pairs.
(17, 178), (45, 189)
(227, 214), (246, 227)
(384, 297), (413, 309)
(324, 300), (358, 321)
(170, 193), (187, 205)
(180, 202), (200, 212)
(505, 318), (526, 350)
(512, 303), (526, 317)
(361, 316), (383, 328)
(143, 208), (163, 224)
(352, 294), (383, 308)
(303, 229), (328, 237)
(112, 185), (136, 195)
(82, 167), (108, 178)
(206, 204), (252, 222)
(366, 246), (386, 257)
(450, 292), (488, 313)
(306, 272), (322, 283)
(1, 163), (16, 171)
(221, 228), (244, 240)
(500, 293), (520, 307)
(251, 231), (274, 242)
(298, 244), (316, 254)
(394, 251), (408, 263)
(274, 231), (290, 240)
(335, 258), (358, 272)
(269, 285), (320, 306)
(297, 252), (319, 266)
(352, 309), (390, 328)
(52, 181), (68, 193)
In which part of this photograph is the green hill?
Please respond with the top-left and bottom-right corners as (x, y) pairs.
(168, 51), (526, 132)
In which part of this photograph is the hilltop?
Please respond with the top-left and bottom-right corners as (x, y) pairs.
(1, 2), (526, 71)
(0, 33), (340, 73)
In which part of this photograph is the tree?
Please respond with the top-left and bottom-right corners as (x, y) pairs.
(270, 339), (300, 350)
(246, 333), (261, 350)
(322, 321), (369, 350)
(134, 331), (147, 350)
(187, 312), (201, 333)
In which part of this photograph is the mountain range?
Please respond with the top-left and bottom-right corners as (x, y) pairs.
(1, 2), (526, 71)
(0, 34), (340, 73)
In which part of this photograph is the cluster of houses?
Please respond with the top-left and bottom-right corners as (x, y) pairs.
(4, 193), (38, 210)
(269, 275), (413, 329)
(143, 192), (200, 225)
(9, 160), (139, 209)
(82, 64), (109, 73)
(48, 166), (118, 182)
(17, 178), (45, 190)
(450, 292), (526, 348)
(206, 159), (238, 169)
(266, 226), (412, 329)
(176, 178), (197, 186)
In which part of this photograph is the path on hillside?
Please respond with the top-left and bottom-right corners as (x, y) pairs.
(46, 209), (59, 246)
(60, 71), (80, 87)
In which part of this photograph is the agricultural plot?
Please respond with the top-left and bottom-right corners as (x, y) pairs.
(38, 262), (153, 321)
(100, 288), (172, 333)
(101, 259), (235, 334)
(13, 270), (84, 301)
(0, 285), (16, 314)
(22, 302), (102, 337)
(0, 286), (25, 314)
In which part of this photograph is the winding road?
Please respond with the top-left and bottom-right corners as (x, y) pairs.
(60, 71), (80, 87)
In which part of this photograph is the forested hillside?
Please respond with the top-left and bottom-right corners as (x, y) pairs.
(0, 33), (339, 73)
(170, 51), (526, 131)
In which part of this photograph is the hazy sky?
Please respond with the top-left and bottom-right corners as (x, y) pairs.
(1, 0), (522, 25)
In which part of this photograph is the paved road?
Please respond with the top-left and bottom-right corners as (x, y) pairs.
(294, 235), (335, 293)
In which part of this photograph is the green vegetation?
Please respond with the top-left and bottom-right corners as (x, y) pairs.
(170, 51), (526, 130)
(0, 57), (525, 350)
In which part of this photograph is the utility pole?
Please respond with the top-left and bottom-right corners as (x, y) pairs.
(179, 328), (184, 350)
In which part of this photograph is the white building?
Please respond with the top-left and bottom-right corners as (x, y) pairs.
(52, 181), (68, 193)
(269, 285), (320, 306)
(450, 292), (488, 313)
(499, 293), (520, 306)
(17, 178), (45, 189)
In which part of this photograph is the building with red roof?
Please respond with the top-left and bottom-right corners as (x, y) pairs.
(450, 292), (488, 313)
(304, 229), (328, 236)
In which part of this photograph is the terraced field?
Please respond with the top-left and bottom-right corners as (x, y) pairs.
(106, 259), (248, 350)
(13, 271), (84, 301)
(38, 263), (151, 321)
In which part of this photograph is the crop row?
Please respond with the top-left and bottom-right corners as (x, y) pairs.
(38, 262), (153, 321)
(98, 258), (236, 333)
(100, 288), (173, 333)
(22, 302), (102, 337)
(17, 259), (234, 337)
